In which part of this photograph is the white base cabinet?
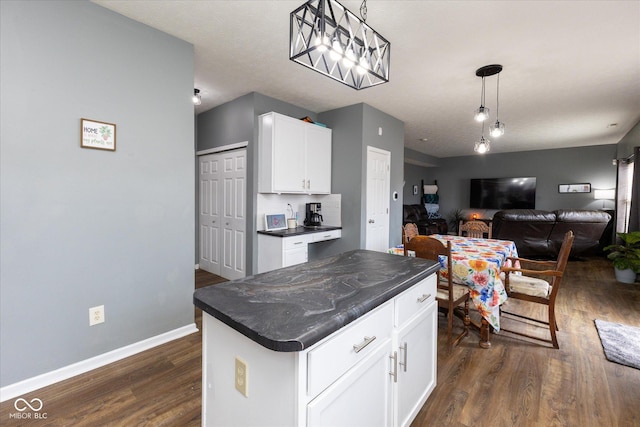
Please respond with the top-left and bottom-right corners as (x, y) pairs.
(201, 273), (437, 427)
(257, 229), (341, 273)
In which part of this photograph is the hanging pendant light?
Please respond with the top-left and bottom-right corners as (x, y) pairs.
(290, 0), (390, 90)
(192, 88), (202, 106)
(474, 121), (491, 154)
(474, 76), (490, 122)
(489, 73), (505, 137)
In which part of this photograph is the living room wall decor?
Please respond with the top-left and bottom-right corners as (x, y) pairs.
(558, 183), (591, 193)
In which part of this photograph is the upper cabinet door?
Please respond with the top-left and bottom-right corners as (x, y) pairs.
(258, 112), (332, 194)
(305, 124), (332, 194)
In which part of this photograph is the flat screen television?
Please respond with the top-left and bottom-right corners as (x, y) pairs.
(470, 177), (536, 209)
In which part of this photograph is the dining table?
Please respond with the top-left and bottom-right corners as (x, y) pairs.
(429, 234), (520, 348)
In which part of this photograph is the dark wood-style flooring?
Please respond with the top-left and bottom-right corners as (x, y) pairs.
(1, 257), (639, 426)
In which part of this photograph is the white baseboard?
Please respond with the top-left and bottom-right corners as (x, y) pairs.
(195, 263), (200, 270)
(0, 323), (199, 403)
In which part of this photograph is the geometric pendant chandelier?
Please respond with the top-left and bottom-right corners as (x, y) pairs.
(290, 0), (391, 90)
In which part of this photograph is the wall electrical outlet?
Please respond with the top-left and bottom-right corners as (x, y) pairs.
(89, 305), (105, 326)
(235, 357), (248, 397)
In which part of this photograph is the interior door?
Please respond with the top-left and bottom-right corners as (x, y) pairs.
(220, 149), (247, 280)
(199, 154), (221, 274)
(366, 146), (390, 252)
(199, 148), (246, 280)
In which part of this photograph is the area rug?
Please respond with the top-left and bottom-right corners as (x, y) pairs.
(594, 319), (640, 370)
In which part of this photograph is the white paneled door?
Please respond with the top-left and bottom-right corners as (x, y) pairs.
(199, 149), (246, 280)
(365, 146), (390, 252)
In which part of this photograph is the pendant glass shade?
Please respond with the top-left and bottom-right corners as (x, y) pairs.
(290, 0), (390, 90)
(490, 120), (505, 137)
(474, 136), (490, 154)
(474, 106), (490, 122)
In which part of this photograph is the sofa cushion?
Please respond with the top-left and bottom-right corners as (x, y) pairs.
(549, 209), (611, 256)
(492, 210), (557, 257)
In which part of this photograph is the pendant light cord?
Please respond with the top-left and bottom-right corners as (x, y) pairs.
(495, 73), (500, 118)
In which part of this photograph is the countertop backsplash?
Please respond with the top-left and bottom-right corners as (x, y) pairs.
(256, 193), (341, 231)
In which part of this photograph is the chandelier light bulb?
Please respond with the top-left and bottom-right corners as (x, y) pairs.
(342, 48), (356, 67)
(474, 136), (490, 154)
(490, 120), (505, 137)
(314, 34), (330, 52)
(356, 56), (369, 75)
(329, 38), (343, 60)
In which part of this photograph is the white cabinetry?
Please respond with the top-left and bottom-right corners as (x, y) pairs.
(201, 273), (437, 427)
(257, 230), (341, 273)
(258, 112), (332, 194)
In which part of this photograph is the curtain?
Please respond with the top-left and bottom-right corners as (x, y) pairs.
(628, 146), (639, 232)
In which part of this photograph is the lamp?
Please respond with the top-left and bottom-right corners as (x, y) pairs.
(594, 189), (615, 209)
(290, 0), (390, 90)
(474, 121), (490, 154)
(489, 72), (505, 137)
(192, 89), (202, 106)
(474, 75), (490, 122)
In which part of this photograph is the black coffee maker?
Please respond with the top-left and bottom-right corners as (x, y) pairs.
(304, 202), (323, 226)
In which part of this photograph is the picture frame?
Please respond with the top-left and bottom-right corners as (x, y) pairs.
(81, 118), (116, 151)
(264, 213), (287, 231)
(558, 183), (591, 193)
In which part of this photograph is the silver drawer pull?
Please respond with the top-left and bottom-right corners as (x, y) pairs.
(353, 336), (376, 353)
(293, 242), (304, 245)
(417, 293), (432, 303)
(399, 342), (408, 372)
(389, 351), (398, 383)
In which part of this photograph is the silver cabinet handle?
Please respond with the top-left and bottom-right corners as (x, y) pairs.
(417, 293), (432, 303)
(306, 179), (310, 189)
(399, 342), (408, 372)
(368, 219), (375, 223)
(353, 336), (376, 353)
(302, 179), (306, 189)
(293, 241), (304, 245)
(389, 351), (398, 383)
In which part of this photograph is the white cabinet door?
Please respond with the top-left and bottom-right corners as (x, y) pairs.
(199, 155), (221, 274)
(307, 339), (393, 427)
(394, 302), (437, 427)
(305, 124), (332, 194)
(283, 246), (308, 267)
(272, 114), (306, 193)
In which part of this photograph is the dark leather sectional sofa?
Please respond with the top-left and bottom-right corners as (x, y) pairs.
(492, 209), (612, 258)
(402, 204), (448, 235)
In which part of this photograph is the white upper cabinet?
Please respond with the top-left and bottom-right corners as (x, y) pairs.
(258, 112), (332, 194)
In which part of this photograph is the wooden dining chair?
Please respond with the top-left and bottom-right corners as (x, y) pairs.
(500, 230), (574, 349)
(458, 220), (492, 238)
(402, 223), (419, 256)
(405, 236), (470, 351)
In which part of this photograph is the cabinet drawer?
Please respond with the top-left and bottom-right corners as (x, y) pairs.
(311, 229), (341, 242)
(283, 234), (312, 250)
(307, 302), (393, 398)
(284, 247), (308, 267)
(395, 274), (437, 327)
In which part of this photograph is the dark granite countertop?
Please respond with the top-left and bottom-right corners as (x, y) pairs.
(257, 225), (342, 237)
(193, 249), (439, 352)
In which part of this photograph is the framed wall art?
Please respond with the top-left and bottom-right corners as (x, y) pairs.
(81, 118), (116, 151)
(558, 183), (591, 193)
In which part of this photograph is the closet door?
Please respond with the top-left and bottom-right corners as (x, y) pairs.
(220, 149), (247, 280)
(199, 148), (247, 279)
(199, 154), (221, 274)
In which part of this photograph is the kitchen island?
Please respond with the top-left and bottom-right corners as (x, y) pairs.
(194, 249), (439, 427)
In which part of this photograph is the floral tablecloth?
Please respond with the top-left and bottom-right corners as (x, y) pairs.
(430, 234), (520, 331)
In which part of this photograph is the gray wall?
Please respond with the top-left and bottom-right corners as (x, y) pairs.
(196, 93), (317, 274)
(317, 103), (405, 254)
(616, 120), (640, 159)
(410, 144), (618, 223)
(0, 1), (195, 387)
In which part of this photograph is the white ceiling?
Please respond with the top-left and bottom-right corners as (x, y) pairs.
(94, 0), (640, 158)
